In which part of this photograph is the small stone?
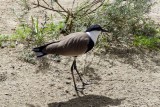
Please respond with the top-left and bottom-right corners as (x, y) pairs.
(65, 90), (69, 93)
(66, 77), (72, 80)
(50, 84), (55, 87)
(11, 65), (15, 69)
(11, 72), (15, 75)
(5, 93), (12, 96)
(66, 82), (71, 85)
(73, 94), (77, 97)
(55, 70), (59, 72)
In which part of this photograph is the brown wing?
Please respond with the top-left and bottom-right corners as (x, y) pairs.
(44, 32), (90, 56)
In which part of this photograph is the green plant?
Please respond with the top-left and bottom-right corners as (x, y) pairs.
(44, 21), (65, 39)
(2, 0), (158, 51)
(98, 0), (155, 41)
(132, 20), (158, 37)
(19, 49), (36, 64)
(0, 34), (9, 47)
(133, 35), (160, 49)
(72, 0), (160, 50)
(12, 25), (32, 41)
(30, 17), (45, 46)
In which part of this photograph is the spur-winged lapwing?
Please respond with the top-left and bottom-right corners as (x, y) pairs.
(32, 24), (107, 96)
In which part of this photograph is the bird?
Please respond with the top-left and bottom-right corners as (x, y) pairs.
(32, 24), (107, 96)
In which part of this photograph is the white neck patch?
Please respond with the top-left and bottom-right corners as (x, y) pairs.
(86, 31), (101, 44)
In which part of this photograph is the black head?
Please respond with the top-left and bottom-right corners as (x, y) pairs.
(85, 24), (107, 32)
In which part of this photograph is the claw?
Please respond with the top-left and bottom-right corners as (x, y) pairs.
(71, 57), (90, 96)
(82, 82), (90, 86)
(77, 87), (85, 90)
(79, 90), (85, 95)
(77, 87), (85, 95)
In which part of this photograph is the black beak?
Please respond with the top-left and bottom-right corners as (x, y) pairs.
(101, 28), (107, 32)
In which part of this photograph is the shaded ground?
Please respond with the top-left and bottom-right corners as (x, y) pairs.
(0, 0), (160, 107)
(1, 47), (160, 107)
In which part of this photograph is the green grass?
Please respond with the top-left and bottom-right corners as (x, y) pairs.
(0, 34), (9, 47)
(133, 35), (160, 50)
(0, 17), (65, 47)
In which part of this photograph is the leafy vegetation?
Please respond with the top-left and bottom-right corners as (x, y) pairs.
(0, 0), (160, 52)
(0, 34), (8, 47)
(76, 0), (160, 50)
(134, 35), (160, 49)
(18, 49), (36, 65)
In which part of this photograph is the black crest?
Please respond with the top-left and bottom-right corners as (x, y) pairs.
(85, 24), (107, 32)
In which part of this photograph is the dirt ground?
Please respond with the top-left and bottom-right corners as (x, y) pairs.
(0, 0), (160, 107)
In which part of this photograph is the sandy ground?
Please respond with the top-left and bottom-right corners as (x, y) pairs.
(0, 0), (160, 107)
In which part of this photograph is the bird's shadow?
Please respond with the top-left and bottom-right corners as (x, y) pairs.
(48, 94), (125, 107)
(35, 57), (50, 74)
(83, 65), (101, 82)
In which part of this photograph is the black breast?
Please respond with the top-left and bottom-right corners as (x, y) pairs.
(85, 37), (94, 53)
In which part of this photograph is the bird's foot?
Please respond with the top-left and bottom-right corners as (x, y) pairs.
(78, 82), (90, 91)
(82, 82), (90, 87)
(75, 82), (90, 96)
(76, 87), (85, 95)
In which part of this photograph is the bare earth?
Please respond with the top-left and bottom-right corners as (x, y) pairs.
(0, 0), (160, 107)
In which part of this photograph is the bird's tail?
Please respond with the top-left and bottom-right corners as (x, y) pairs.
(32, 41), (59, 57)
(32, 45), (47, 57)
